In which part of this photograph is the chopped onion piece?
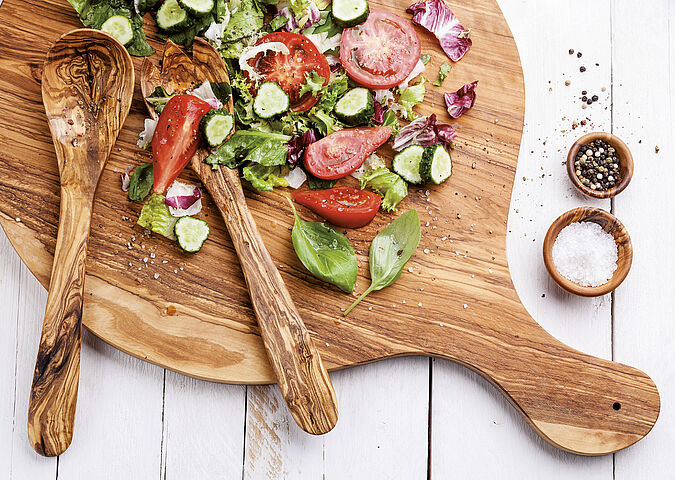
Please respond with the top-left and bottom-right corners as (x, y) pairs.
(284, 166), (307, 189)
(164, 181), (203, 217)
(137, 117), (157, 149)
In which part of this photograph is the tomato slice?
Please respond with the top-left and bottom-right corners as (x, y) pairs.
(293, 187), (381, 228)
(304, 126), (393, 180)
(250, 32), (330, 113)
(340, 9), (421, 89)
(152, 95), (211, 194)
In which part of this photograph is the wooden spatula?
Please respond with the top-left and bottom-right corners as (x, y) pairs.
(140, 39), (338, 435)
(27, 29), (134, 456)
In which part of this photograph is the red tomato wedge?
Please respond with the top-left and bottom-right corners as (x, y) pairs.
(152, 94), (211, 194)
(293, 187), (381, 228)
(304, 126), (393, 180)
(249, 32), (330, 113)
(340, 9), (421, 89)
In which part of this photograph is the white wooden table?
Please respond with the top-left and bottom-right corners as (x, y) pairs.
(1, 0), (673, 478)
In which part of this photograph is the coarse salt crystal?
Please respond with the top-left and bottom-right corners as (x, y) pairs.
(552, 222), (618, 287)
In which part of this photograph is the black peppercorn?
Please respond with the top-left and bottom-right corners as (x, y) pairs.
(592, 95), (598, 101)
(580, 66), (586, 72)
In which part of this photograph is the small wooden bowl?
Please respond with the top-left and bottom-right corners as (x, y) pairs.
(543, 207), (633, 297)
(567, 132), (634, 198)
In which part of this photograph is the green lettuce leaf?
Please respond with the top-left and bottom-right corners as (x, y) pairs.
(218, 0), (264, 58)
(205, 130), (291, 169)
(433, 63), (452, 87)
(242, 165), (289, 191)
(298, 72), (326, 98)
(397, 78), (426, 121)
(137, 193), (178, 239)
(359, 168), (408, 212)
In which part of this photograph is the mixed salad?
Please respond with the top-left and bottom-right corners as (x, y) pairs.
(71, 0), (478, 313)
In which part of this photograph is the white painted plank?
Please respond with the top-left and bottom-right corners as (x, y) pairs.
(244, 358), (429, 480)
(611, 0), (674, 476)
(431, 0), (614, 476)
(57, 333), (164, 479)
(162, 372), (246, 479)
(0, 228), (57, 479)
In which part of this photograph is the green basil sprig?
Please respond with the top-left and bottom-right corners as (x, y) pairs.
(289, 200), (357, 293)
(344, 209), (421, 315)
(128, 163), (153, 202)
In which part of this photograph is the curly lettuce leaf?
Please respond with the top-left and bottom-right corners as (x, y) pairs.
(242, 165), (289, 191)
(359, 168), (408, 212)
(396, 78), (426, 121)
(137, 193), (178, 239)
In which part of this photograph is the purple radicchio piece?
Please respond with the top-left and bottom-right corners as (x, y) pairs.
(392, 114), (457, 151)
(372, 101), (385, 125)
(163, 187), (202, 210)
(406, 0), (472, 62)
(444, 81), (478, 118)
(287, 129), (318, 165)
(276, 7), (299, 31)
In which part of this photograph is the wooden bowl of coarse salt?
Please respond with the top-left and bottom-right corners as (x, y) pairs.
(543, 207), (633, 297)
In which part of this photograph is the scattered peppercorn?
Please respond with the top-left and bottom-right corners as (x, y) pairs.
(577, 52), (582, 58)
(580, 66), (586, 72)
(569, 49), (574, 55)
(574, 139), (621, 191)
(582, 95), (588, 102)
(582, 90), (587, 95)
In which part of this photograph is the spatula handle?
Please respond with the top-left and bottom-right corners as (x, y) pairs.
(195, 160), (338, 435)
(28, 188), (93, 456)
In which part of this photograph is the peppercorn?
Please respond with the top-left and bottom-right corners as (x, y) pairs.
(577, 52), (582, 58)
(580, 66), (586, 72)
(582, 90), (587, 95)
(569, 49), (574, 54)
(574, 139), (621, 191)
(582, 95), (587, 102)
(592, 95), (598, 102)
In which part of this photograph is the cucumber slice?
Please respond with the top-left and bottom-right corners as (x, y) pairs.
(392, 145), (425, 184)
(156, 0), (190, 32)
(334, 87), (374, 126)
(174, 216), (210, 253)
(420, 144), (453, 185)
(332, 0), (369, 27)
(101, 15), (134, 46)
(200, 109), (234, 148)
(178, 0), (214, 16)
(253, 82), (290, 119)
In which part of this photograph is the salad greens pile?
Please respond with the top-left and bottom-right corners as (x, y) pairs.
(89, 0), (479, 306)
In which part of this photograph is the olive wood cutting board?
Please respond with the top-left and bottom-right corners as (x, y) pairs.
(0, 0), (660, 455)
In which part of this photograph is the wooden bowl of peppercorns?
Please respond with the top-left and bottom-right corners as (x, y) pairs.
(567, 132), (634, 199)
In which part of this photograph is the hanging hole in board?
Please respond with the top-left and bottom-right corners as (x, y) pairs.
(612, 402), (621, 411)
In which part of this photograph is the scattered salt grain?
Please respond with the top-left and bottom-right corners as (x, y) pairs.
(153, 273), (160, 279)
(552, 222), (618, 287)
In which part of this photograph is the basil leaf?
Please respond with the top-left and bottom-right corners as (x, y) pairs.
(344, 209), (421, 314)
(289, 200), (357, 293)
(128, 163), (154, 202)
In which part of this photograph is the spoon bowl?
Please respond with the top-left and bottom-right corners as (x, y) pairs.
(27, 29), (134, 456)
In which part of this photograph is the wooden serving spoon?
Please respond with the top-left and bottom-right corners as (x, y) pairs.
(27, 29), (134, 456)
(140, 39), (338, 435)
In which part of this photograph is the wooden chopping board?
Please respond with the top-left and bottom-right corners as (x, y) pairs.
(0, 0), (660, 455)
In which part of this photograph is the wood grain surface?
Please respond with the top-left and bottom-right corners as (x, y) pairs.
(140, 39), (338, 435)
(0, 0), (660, 455)
(26, 29), (134, 456)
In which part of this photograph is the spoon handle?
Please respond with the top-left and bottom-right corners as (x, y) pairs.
(28, 187), (94, 456)
(193, 158), (338, 435)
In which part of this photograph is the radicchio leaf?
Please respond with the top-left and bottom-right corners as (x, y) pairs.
(287, 129), (318, 165)
(372, 101), (385, 125)
(276, 7), (299, 31)
(444, 81), (478, 118)
(163, 188), (202, 210)
(392, 114), (456, 151)
(406, 0), (472, 62)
